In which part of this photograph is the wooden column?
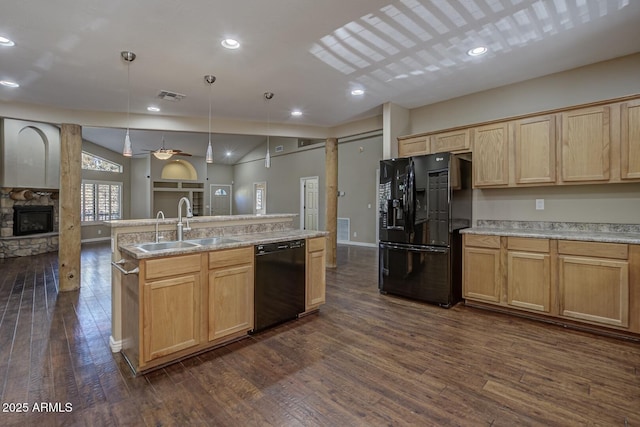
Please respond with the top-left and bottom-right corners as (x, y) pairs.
(325, 137), (338, 268)
(59, 123), (82, 292)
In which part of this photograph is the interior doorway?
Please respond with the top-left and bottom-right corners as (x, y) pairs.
(300, 176), (319, 230)
(210, 184), (232, 215)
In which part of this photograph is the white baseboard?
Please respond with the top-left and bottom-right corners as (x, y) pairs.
(109, 336), (122, 353)
(337, 240), (377, 248)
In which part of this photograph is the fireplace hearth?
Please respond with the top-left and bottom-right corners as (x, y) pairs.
(13, 205), (54, 236)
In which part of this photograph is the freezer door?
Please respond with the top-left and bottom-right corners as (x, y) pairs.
(379, 242), (455, 307)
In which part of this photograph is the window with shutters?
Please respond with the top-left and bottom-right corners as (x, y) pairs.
(81, 180), (122, 222)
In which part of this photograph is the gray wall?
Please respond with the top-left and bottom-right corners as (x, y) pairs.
(233, 138), (326, 229)
(408, 53), (640, 225)
(205, 163), (234, 214)
(337, 135), (382, 245)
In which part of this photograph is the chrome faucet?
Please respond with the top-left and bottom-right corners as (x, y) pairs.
(155, 210), (165, 243)
(176, 197), (193, 241)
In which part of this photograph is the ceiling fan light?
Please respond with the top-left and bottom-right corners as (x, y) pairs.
(153, 150), (173, 160)
(206, 140), (214, 163)
(123, 131), (133, 157)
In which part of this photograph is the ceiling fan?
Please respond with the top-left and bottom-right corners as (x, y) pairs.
(142, 134), (192, 159)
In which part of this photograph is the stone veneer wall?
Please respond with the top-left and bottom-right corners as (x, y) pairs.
(0, 188), (60, 258)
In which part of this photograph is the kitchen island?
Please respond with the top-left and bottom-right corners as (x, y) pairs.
(462, 220), (640, 339)
(105, 214), (327, 373)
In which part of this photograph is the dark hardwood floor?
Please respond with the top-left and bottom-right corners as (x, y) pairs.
(0, 242), (639, 426)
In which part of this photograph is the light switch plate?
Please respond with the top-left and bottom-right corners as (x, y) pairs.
(536, 199), (544, 210)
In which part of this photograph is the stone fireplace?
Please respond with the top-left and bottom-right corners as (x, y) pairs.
(0, 188), (59, 258)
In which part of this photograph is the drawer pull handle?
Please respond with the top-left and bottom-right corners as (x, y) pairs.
(111, 259), (139, 275)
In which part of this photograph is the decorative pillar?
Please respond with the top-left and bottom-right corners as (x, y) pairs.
(325, 137), (338, 268)
(59, 123), (82, 291)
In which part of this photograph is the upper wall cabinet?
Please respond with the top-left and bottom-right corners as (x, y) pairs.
(559, 106), (610, 183)
(621, 99), (640, 180)
(430, 128), (470, 153)
(513, 115), (556, 185)
(472, 123), (509, 187)
(0, 119), (61, 189)
(398, 135), (428, 157)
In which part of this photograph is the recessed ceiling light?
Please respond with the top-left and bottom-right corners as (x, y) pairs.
(0, 36), (15, 47)
(226, 151), (232, 157)
(147, 106), (160, 112)
(0, 80), (19, 88)
(351, 89), (365, 96)
(221, 39), (240, 50)
(291, 110), (302, 117)
(467, 46), (488, 56)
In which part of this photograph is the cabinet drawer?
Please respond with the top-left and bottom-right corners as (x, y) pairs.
(307, 237), (325, 252)
(558, 240), (628, 260)
(145, 254), (201, 280)
(464, 234), (500, 249)
(208, 246), (253, 270)
(507, 237), (549, 253)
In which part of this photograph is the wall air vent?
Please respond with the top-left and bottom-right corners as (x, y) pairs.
(298, 138), (324, 148)
(275, 145), (284, 153)
(157, 90), (186, 101)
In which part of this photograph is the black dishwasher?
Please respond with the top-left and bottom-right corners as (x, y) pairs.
(252, 239), (305, 333)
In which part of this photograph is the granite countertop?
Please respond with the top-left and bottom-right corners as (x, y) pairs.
(104, 213), (297, 228)
(461, 221), (640, 245)
(120, 229), (328, 260)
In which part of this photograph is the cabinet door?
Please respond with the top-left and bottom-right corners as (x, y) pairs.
(430, 129), (470, 153)
(306, 237), (326, 310)
(559, 256), (629, 327)
(513, 115), (556, 184)
(143, 274), (201, 362)
(398, 136), (429, 157)
(463, 247), (501, 303)
(472, 123), (509, 187)
(507, 251), (551, 312)
(621, 100), (640, 180)
(560, 106), (610, 182)
(208, 264), (254, 341)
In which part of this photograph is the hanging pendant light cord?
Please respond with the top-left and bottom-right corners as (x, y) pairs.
(208, 82), (212, 145)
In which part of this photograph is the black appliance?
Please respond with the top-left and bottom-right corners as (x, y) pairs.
(252, 239), (306, 333)
(378, 152), (472, 307)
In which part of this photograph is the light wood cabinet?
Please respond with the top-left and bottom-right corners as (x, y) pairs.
(558, 241), (629, 328)
(506, 237), (551, 313)
(559, 106), (610, 183)
(142, 254), (202, 363)
(398, 135), (429, 157)
(207, 247), (254, 341)
(513, 115), (556, 185)
(463, 235), (502, 303)
(430, 129), (470, 153)
(621, 99), (640, 180)
(472, 123), (509, 187)
(306, 237), (326, 311)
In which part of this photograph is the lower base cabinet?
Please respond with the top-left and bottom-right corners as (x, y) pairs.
(305, 237), (326, 311)
(463, 235), (636, 335)
(208, 247), (254, 341)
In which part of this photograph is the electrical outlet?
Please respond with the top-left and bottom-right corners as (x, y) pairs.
(536, 199), (544, 210)
(97, 229), (102, 235)
(353, 231), (357, 237)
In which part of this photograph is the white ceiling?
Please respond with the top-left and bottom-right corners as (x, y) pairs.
(2, 0), (640, 162)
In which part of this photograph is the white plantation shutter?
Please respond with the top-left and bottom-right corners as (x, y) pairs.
(81, 180), (122, 222)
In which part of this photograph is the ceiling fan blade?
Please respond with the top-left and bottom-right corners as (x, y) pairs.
(175, 152), (192, 156)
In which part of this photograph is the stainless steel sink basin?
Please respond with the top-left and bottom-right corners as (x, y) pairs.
(188, 237), (239, 246)
(136, 241), (201, 252)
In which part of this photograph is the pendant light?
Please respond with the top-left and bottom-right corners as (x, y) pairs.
(264, 92), (274, 168)
(204, 75), (216, 164)
(121, 51), (136, 157)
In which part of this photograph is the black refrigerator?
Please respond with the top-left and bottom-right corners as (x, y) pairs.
(378, 152), (472, 307)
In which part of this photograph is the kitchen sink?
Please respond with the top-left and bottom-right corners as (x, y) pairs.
(136, 241), (201, 252)
(188, 237), (239, 246)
